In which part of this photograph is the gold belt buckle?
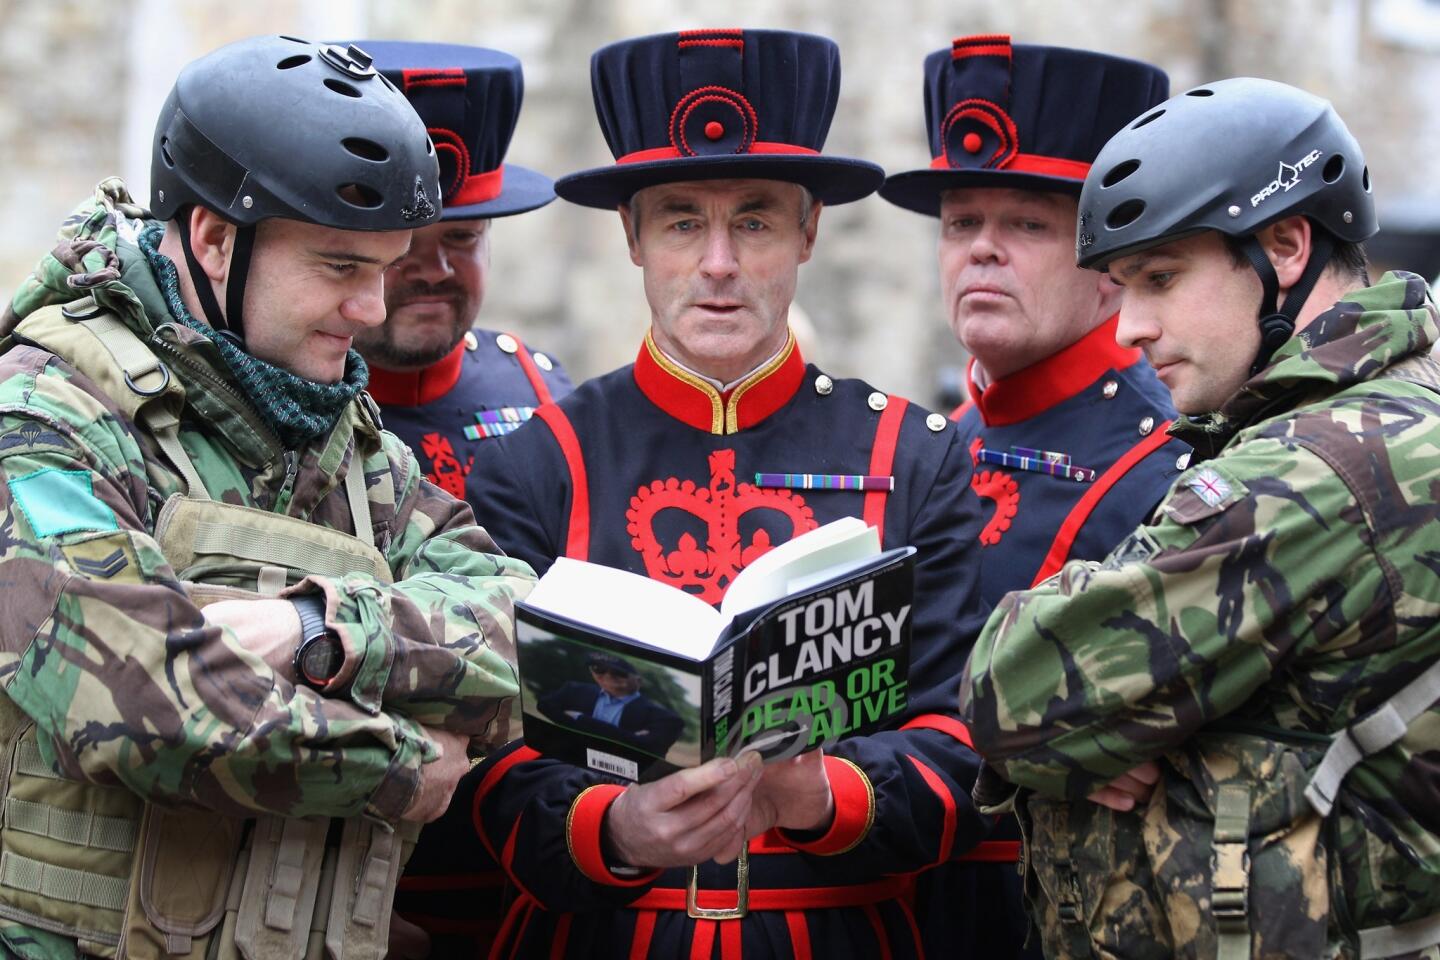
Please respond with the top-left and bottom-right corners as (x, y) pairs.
(686, 848), (748, 920)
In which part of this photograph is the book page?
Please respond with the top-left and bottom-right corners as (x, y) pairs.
(719, 517), (880, 620)
(523, 558), (724, 660)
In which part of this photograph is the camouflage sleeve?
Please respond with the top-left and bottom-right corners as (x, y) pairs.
(959, 439), (1369, 799)
(0, 353), (429, 821)
(292, 432), (532, 743)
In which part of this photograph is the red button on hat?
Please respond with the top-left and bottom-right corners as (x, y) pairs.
(963, 132), (983, 153)
(704, 121), (725, 140)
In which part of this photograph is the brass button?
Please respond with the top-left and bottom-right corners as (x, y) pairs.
(463, 331), (478, 351)
(868, 392), (889, 412)
(814, 375), (834, 396)
(495, 333), (519, 354)
(926, 413), (947, 432)
(1176, 452), (1191, 471)
(1139, 416), (1155, 436)
(533, 352), (554, 371)
(1102, 380), (1119, 399)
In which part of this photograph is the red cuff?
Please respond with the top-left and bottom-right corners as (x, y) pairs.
(565, 784), (662, 887)
(780, 756), (875, 856)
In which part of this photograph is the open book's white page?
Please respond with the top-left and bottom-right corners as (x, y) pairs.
(719, 517), (880, 619)
(523, 557), (723, 660)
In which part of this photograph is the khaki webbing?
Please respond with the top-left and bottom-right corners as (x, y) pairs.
(0, 850), (128, 913)
(1306, 656), (1440, 817)
(191, 521), (385, 581)
(344, 460), (374, 549)
(145, 407), (211, 501)
(1212, 784), (1252, 960)
(77, 314), (167, 395)
(1360, 908), (1440, 958)
(5, 797), (137, 853)
(14, 740), (60, 780)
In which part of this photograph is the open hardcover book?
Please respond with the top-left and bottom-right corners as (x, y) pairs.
(515, 517), (916, 781)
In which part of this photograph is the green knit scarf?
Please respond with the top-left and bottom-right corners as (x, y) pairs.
(138, 222), (367, 449)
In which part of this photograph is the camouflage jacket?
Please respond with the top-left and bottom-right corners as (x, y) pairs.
(960, 272), (1440, 958)
(0, 180), (533, 824)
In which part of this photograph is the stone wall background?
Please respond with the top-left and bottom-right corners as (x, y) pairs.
(3, 0), (1437, 409)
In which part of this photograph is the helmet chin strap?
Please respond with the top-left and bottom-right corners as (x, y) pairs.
(1237, 229), (1335, 377)
(175, 208), (257, 348)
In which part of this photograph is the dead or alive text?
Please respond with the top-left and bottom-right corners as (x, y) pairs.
(744, 581), (910, 699)
(738, 660), (907, 746)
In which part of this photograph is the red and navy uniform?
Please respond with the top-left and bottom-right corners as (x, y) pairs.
(366, 327), (573, 509)
(920, 315), (1187, 960)
(951, 314), (1186, 605)
(442, 330), (991, 959)
(367, 327), (570, 955)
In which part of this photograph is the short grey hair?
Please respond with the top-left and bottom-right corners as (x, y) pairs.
(626, 182), (815, 237)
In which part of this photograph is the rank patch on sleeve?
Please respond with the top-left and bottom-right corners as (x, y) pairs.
(7, 468), (118, 538)
(60, 532), (139, 582)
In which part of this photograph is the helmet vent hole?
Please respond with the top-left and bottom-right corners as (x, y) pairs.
(1131, 109), (1165, 129)
(160, 137), (174, 168)
(425, 137), (434, 155)
(343, 138), (389, 162)
(277, 55), (310, 70)
(1101, 159), (1141, 188)
(1185, 87), (1214, 97)
(1362, 166), (1371, 192)
(337, 183), (384, 209)
(1106, 199), (1146, 230)
(325, 78), (362, 98)
(1322, 154), (1344, 184)
(279, 35), (307, 44)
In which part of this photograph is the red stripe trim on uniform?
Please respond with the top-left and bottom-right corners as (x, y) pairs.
(473, 745), (542, 864)
(678, 38), (744, 50)
(534, 404), (590, 560)
(928, 152), (1092, 181)
(365, 339), (466, 407)
(951, 43), (1011, 59)
(567, 784), (660, 887)
(906, 754), (957, 866)
(691, 920), (716, 960)
(721, 918), (742, 960)
(487, 894), (529, 960)
(451, 166), (505, 206)
(951, 34), (1011, 59)
(679, 28), (743, 37)
(786, 911), (813, 960)
(509, 333), (556, 405)
(901, 714), (976, 751)
(499, 820), (539, 925)
(948, 399), (974, 423)
(617, 142), (821, 164)
(396, 872), (505, 891)
(863, 904), (894, 960)
(863, 396), (908, 541)
(550, 915), (571, 960)
(630, 911), (657, 960)
(629, 876), (912, 911)
(780, 756), (873, 856)
(958, 840), (1023, 863)
(898, 896), (925, 960)
(1029, 423), (1174, 586)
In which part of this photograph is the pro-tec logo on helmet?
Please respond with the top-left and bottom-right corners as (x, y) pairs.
(1250, 149), (1322, 208)
(402, 176), (436, 222)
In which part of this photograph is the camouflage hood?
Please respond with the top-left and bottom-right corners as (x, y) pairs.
(4, 178), (154, 336)
(1172, 270), (1438, 458)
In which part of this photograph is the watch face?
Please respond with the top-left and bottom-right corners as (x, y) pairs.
(300, 636), (343, 686)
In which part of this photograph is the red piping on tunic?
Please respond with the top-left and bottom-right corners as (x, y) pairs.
(535, 404), (590, 560)
(863, 397), (908, 541)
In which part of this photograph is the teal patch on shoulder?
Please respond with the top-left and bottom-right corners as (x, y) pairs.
(7, 468), (118, 538)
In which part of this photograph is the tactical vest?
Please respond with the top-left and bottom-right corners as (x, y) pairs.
(0, 299), (416, 959)
(1018, 361), (1440, 960)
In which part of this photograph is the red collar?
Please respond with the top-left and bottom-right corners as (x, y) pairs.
(633, 331), (806, 434)
(365, 340), (466, 407)
(968, 314), (1141, 427)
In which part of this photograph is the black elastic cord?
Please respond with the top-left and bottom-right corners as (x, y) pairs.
(1239, 229), (1336, 376)
(225, 224), (257, 345)
(175, 208), (229, 334)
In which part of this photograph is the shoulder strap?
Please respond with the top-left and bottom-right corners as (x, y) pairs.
(13, 299), (209, 500)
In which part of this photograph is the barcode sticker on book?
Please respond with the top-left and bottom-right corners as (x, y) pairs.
(587, 749), (639, 781)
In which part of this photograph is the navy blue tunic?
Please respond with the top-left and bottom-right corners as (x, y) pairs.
(446, 333), (992, 959)
(367, 327), (573, 509)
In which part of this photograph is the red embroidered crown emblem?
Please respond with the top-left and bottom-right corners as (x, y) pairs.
(626, 449), (818, 605)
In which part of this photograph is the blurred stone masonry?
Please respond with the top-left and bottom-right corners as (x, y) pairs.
(4, 0), (1437, 408)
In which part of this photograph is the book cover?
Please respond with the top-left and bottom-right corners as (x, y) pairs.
(516, 521), (915, 781)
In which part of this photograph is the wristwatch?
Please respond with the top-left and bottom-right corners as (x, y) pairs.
(290, 594), (343, 689)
